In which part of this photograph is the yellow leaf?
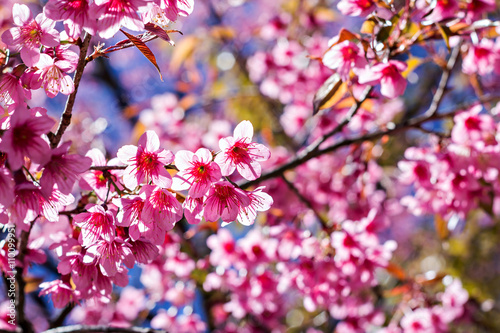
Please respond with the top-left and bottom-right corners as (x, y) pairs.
(402, 57), (422, 78)
(434, 214), (450, 240)
(169, 35), (199, 72)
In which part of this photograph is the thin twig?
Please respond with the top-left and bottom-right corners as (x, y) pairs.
(239, 94), (499, 189)
(48, 33), (92, 149)
(417, 40), (461, 120)
(49, 304), (75, 329)
(280, 174), (330, 231)
(41, 326), (165, 333)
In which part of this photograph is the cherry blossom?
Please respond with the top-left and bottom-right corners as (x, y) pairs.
(172, 148), (221, 198)
(1, 4), (59, 67)
(203, 181), (250, 223)
(117, 130), (174, 190)
(215, 120), (271, 180)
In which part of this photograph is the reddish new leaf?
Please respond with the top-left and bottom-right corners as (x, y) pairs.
(120, 29), (163, 81)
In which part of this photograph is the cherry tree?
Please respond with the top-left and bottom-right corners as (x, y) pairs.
(0, 0), (499, 332)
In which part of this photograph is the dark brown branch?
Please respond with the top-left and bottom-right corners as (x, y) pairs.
(15, 222), (35, 333)
(49, 304), (75, 329)
(239, 46), (465, 190)
(41, 326), (165, 333)
(48, 33), (92, 149)
(239, 94), (499, 190)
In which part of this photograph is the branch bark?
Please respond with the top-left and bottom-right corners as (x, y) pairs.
(15, 222), (35, 333)
(48, 33), (92, 149)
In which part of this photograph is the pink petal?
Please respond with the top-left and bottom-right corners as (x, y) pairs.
(13, 4), (32, 26)
(175, 150), (195, 170)
(233, 120), (253, 140)
(139, 130), (160, 152)
(117, 145), (138, 164)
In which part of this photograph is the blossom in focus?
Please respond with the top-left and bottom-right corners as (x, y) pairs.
(204, 181), (250, 223)
(43, 0), (96, 39)
(117, 130), (174, 190)
(31, 53), (75, 98)
(92, 0), (147, 39)
(73, 204), (116, 247)
(173, 148), (221, 198)
(236, 186), (273, 226)
(215, 120), (271, 181)
(1, 4), (59, 67)
(80, 148), (123, 201)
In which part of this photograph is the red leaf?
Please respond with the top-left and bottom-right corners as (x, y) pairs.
(120, 29), (163, 81)
(144, 23), (175, 45)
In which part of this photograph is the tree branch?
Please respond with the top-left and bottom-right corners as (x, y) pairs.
(48, 33), (92, 149)
(15, 221), (35, 333)
(41, 326), (165, 333)
(239, 94), (499, 189)
(49, 304), (75, 329)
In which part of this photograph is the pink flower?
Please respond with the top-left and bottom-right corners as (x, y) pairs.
(0, 167), (14, 210)
(31, 53), (75, 98)
(39, 279), (79, 308)
(357, 60), (407, 99)
(203, 181), (250, 223)
(73, 204), (116, 247)
(117, 130), (174, 189)
(156, 0), (194, 21)
(80, 148), (123, 201)
(44, 0), (96, 39)
(424, 0), (459, 23)
(337, 0), (376, 17)
(206, 229), (239, 269)
(462, 39), (499, 76)
(84, 238), (135, 277)
(236, 186), (273, 226)
(323, 40), (367, 81)
(1, 4), (59, 67)
(215, 120), (271, 181)
(173, 148), (222, 198)
(93, 0), (147, 39)
(128, 238), (159, 264)
(183, 196), (204, 225)
(142, 185), (183, 234)
(0, 72), (31, 107)
(0, 106), (55, 170)
(39, 141), (92, 195)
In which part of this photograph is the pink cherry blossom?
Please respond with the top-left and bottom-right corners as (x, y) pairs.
(0, 72), (31, 107)
(0, 167), (14, 210)
(39, 141), (92, 195)
(173, 148), (222, 198)
(84, 238), (135, 277)
(0, 106), (55, 170)
(183, 196), (204, 225)
(156, 0), (194, 21)
(462, 39), (499, 76)
(80, 148), (123, 201)
(215, 120), (271, 180)
(236, 186), (273, 226)
(31, 53), (75, 98)
(337, 0), (376, 17)
(323, 40), (367, 81)
(206, 229), (239, 269)
(39, 279), (79, 308)
(43, 0), (96, 39)
(1, 4), (59, 67)
(117, 130), (174, 189)
(357, 60), (407, 99)
(73, 204), (116, 247)
(424, 0), (459, 23)
(141, 185), (183, 237)
(93, 0), (147, 39)
(203, 181), (250, 223)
